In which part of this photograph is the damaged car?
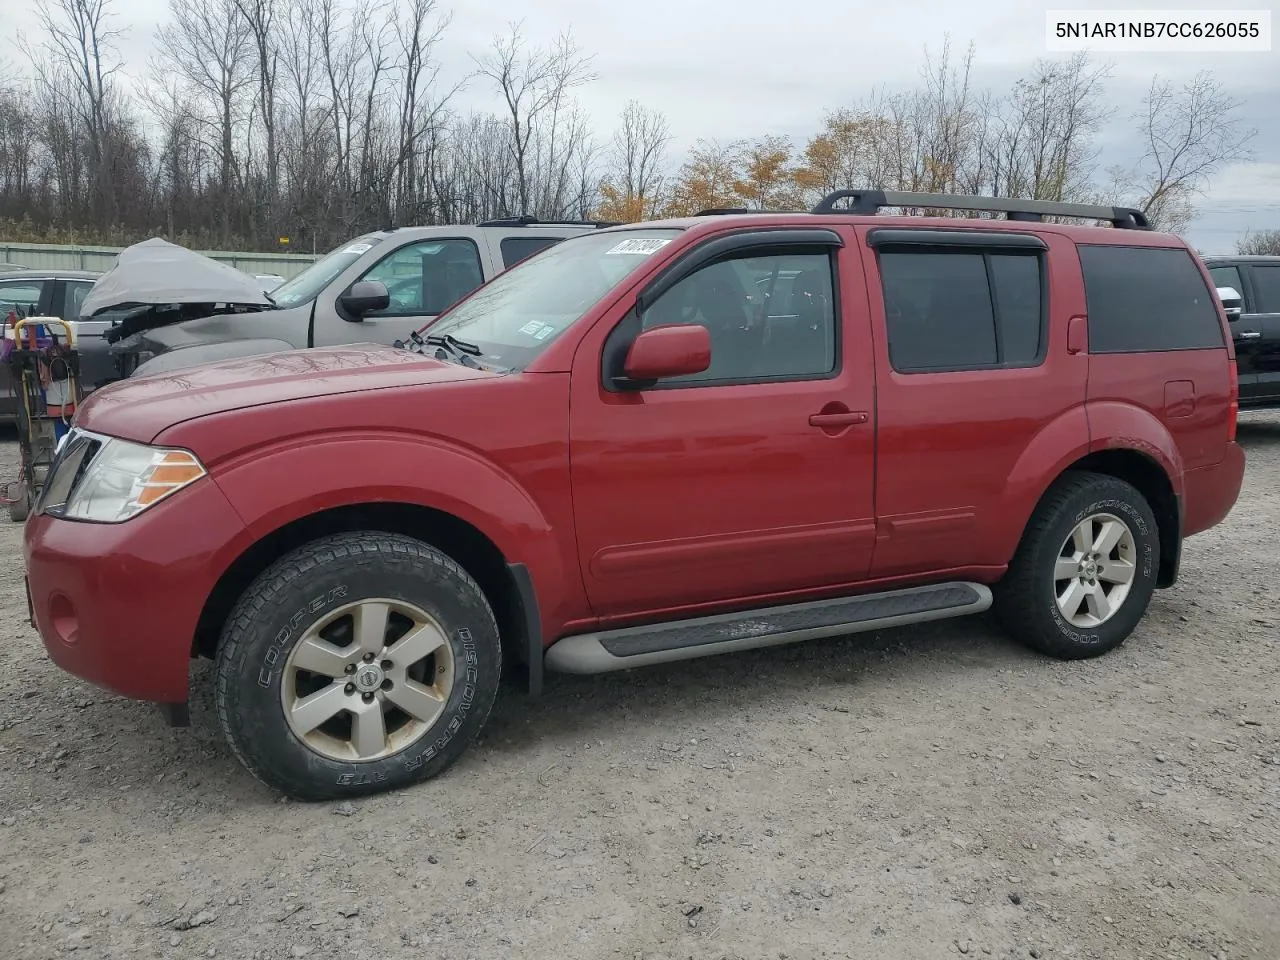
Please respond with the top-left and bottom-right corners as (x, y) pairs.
(81, 219), (618, 379)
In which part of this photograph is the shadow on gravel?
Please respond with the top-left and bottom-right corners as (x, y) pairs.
(76, 612), (1034, 803)
(1236, 416), (1280, 449)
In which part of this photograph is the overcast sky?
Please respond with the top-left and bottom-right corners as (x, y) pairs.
(2, 0), (1276, 252)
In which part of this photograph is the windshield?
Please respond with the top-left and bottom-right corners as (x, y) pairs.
(422, 228), (682, 370)
(270, 234), (384, 307)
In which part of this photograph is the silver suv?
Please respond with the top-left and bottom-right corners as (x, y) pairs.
(85, 217), (618, 379)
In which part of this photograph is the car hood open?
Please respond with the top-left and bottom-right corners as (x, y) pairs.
(74, 342), (495, 443)
(78, 237), (275, 318)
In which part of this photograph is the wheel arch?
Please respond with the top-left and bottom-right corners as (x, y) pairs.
(192, 502), (539, 687)
(1029, 448), (1181, 588)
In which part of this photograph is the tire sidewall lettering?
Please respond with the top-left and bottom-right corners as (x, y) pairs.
(255, 585), (349, 688)
(399, 627), (478, 776)
(1049, 495), (1155, 645)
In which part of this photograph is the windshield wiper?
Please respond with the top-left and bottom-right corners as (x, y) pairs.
(420, 332), (483, 368)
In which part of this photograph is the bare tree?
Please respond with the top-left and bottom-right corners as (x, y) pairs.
(153, 0), (254, 244)
(472, 23), (595, 216)
(34, 0), (125, 222)
(1126, 72), (1256, 232)
(234, 0), (281, 232)
(1237, 230), (1280, 256)
(599, 100), (671, 218)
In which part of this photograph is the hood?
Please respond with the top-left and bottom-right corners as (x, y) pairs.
(75, 342), (494, 443)
(79, 237), (274, 318)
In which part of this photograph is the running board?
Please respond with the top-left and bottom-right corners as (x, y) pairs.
(544, 581), (992, 675)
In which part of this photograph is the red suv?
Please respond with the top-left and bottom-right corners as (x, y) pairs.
(24, 190), (1245, 800)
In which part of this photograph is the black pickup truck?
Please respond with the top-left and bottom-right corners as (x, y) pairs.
(1204, 255), (1280, 410)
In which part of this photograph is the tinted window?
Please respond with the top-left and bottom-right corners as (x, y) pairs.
(878, 250), (1043, 372)
(500, 236), (564, 268)
(639, 252), (837, 384)
(1207, 264), (1243, 298)
(1078, 245), (1223, 353)
(359, 239), (483, 317)
(0, 280), (43, 317)
(65, 279), (94, 318)
(1251, 265), (1280, 313)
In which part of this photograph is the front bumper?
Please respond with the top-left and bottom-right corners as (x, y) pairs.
(24, 477), (248, 704)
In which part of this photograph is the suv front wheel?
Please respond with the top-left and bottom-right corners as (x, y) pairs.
(995, 471), (1160, 659)
(214, 532), (503, 801)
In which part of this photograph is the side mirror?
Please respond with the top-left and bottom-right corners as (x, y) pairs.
(621, 324), (711, 386)
(339, 280), (390, 320)
(1217, 286), (1243, 320)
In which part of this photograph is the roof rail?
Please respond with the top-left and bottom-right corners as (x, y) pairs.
(694, 207), (809, 217)
(476, 214), (622, 229)
(810, 189), (1151, 230)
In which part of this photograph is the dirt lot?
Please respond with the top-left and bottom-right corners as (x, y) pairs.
(0, 419), (1277, 960)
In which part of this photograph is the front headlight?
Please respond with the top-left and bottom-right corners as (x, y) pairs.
(54, 436), (207, 523)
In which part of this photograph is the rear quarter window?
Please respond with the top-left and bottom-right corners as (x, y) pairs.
(1078, 245), (1224, 353)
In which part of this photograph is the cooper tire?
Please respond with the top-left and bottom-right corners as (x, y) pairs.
(994, 471), (1159, 660)
(214, 532), (502, 801)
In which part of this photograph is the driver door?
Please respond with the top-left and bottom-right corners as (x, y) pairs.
(315, 238), (487, 347)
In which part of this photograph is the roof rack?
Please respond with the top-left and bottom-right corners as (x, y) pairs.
(810, 189), (1151, 230)
(476, 214), (621, 229)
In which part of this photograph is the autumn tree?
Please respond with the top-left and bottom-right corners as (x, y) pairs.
(663, 139), (743, 216)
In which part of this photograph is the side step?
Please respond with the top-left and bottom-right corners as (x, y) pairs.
(544, 581), (992, 675)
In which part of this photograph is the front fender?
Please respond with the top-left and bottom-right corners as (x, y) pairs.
(131, 339), (298, 378)
(190, 431), (575, 641)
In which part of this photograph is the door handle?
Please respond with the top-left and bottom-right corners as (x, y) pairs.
(1238, 331), (1262, 339)
(809, 411), (869, 428)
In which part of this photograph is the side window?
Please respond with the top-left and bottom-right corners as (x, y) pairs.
(1251, 265), (1280, 313)
(65, 279), (95, 319)
(1078, 245), (1224, 353)
(499, 236), (564, 269)
(0, 280), (44, 318)
(638, 251), (838, 384)
(357, 239), (483, 317)
(877, 249), (1044, 373)
(1207, 264), (1244, 302)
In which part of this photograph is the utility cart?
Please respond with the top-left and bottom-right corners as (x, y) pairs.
(2, 316), (81, 522)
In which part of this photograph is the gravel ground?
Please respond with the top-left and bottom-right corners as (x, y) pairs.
(0, 417), (1277, 960)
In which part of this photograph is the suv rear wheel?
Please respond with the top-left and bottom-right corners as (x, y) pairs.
(995, 471), (1160, 659)
(214, 532), (502, 801)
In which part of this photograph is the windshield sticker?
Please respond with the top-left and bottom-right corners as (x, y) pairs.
(342, 242), (374, 255)
(604, 237), (672, 256)
(518, 320), (556, 339)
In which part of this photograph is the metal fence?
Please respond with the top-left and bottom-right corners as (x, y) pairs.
(0, 241), (319, 279)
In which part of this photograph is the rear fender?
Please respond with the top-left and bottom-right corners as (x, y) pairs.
(178, 432), (573, 639)
(1085, 401), (1185, 494)
(994, 402), (1182, 564)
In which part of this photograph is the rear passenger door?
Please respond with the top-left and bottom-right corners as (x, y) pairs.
(860, 227), (1089, 578)
(1241, 263), (1280, 401)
